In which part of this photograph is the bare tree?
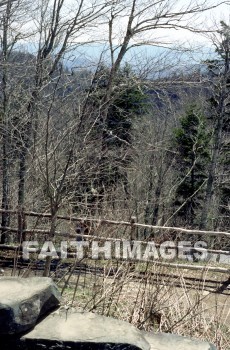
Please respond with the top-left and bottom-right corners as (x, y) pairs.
(101, 0), (228, 113)
(0, 0), (30, 243)
(85, 0), (229, 203)
(0, 0), (229, 265)
(15, 0), (110, 241)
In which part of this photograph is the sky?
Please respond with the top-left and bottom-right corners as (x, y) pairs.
(17, 0), (230, 70)
(77, 1), (229, 59)
(73, 0), (230, 60)
(23, 0), (230, 45)
(158, 2), (230, 45)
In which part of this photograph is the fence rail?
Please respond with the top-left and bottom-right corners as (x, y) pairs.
(0, 208), (229, 237)
(0, 209), (229, 280)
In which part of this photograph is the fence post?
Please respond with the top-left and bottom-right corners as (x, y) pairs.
(18, 208), (27, 243)
(130, 216), (137, 241)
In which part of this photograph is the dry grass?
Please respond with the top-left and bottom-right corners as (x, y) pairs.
(57, 259), (230, 350)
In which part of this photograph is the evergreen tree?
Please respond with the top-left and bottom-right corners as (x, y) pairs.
(74, 63), (147, 213)
(200, 21), (230, 229)
(98, 64), (147, 191)
(173, 106), (210, 226)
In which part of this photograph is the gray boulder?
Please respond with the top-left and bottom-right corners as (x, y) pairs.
(0, 277), (61, 335)
(143, 331), (216, 350)
(21, 310), (150, 350)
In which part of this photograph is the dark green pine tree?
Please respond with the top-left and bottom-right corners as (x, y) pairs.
(173, 106), (210, 226)
(212, 22), (230, 220)
(200, 21), (230, 229)
(74, 63), (147, 214)
(91, 63), (147, 190)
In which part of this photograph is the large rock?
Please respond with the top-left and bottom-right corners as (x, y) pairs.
(21, 310), (150, 350)
(143, 331), (216, 350)
(0, 277), (61, 335)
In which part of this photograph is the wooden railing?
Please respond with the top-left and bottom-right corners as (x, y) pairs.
(0, 208), (229, 276)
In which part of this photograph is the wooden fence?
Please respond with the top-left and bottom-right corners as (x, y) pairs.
(0, 208), (229, 273)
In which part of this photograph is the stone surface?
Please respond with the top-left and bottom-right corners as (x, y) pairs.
(143, 331), (217, 350)
(21, 310), (150, 350)
(0, 277), (61, 335)
(0, 277), (218, 350)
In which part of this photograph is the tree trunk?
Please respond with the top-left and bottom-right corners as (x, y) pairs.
(1, 0), (12, 244)
(17, 148), (27, 242)
(200, 85), (228, 229)
(199, 111), (225, 229)
(43, 205), (58, 277)
(1, 136), (10, 243)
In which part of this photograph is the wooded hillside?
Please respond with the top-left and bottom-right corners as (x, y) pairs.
(0, 0), (229, 244)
